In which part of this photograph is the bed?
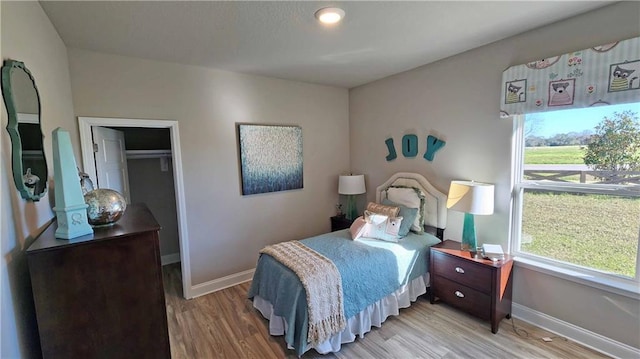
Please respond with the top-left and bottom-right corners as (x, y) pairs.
(248, 172), (448, 356)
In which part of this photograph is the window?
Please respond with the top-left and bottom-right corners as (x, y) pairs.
(511, 103), (640, 292)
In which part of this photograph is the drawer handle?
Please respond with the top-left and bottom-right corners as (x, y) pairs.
(455, 290), (465, 298)
(455, 266), (465, 274)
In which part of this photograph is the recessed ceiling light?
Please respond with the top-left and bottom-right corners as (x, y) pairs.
(315, 7), (345, 25)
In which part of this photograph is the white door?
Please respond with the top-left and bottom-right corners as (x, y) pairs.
(92, 126), (131, 203)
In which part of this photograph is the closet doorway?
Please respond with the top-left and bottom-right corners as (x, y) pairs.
(78, 117), (192, 299)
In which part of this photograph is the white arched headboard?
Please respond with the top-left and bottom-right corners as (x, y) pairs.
(375, 172), (447, 239)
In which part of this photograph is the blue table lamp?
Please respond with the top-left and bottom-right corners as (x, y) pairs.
(447, 180), (494, 252)
(338, 174), (366, 221)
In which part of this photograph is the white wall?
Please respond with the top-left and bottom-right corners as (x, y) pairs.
(349, 1), (639, 350)
(1, 3), (4, 356)
(67, 49), (350, 285)
(1, 1), (77, 357)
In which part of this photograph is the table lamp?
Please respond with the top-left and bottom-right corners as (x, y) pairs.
(338, 174), (366, 220)
(447, 180), (494, 251)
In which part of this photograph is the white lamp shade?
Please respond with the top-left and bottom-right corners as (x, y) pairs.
(338, 175), (366, 195)
(446, 180), (494, 215)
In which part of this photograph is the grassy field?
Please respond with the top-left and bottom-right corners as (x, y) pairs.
(521, 145), (639, 278)
(522, 192), (639, 278)
(524, 145), (584, 164)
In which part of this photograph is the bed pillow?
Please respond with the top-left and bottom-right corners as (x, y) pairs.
(382, 199), (418, 237)
(349, 216), (367, 240)
(362, 210), (403, 242)
(365, 202), (400, 217)
(385, 186), (425, 234)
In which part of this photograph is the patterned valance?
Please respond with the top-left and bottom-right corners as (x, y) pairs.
(500, 36), (640, 118)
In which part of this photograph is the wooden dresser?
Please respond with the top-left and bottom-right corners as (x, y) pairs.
(429, 239), (513, 333)
(27, 203), (170, 359)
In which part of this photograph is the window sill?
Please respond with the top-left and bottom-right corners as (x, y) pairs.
(514, 256), (640, 300)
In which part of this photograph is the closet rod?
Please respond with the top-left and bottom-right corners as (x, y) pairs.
(126, 149), (172, 160)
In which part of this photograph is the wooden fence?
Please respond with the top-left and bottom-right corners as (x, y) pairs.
(523, 169), (640, 184)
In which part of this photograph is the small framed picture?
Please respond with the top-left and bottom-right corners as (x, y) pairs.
(504, 79), (527, 104)
(548, 79), (575, 107)
(608, 60), (640, 93)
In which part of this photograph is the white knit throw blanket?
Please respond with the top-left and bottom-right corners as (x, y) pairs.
(260, 241), (346, 346)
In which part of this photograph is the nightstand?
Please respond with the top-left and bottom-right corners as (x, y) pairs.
(429, 239), (513, 333)
(330, 215), (353, 231)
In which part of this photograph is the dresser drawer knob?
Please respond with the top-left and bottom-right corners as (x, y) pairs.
(455, 290), (465, 298)
(455, 266), (465, 274)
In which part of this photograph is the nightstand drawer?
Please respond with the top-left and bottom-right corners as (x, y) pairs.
(432, 251), (492, 293)
(432, 276), (491, 320)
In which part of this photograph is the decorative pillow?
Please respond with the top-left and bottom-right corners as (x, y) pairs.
(362, 210), (403, 242)
(349, 216), (367, 240)
(385, 186), (425, 234)
(365, 202), (400, 217)
(382, 199), (418, 237)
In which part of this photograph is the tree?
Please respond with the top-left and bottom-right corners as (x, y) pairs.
(583, 110), (640, 182)
(524, 116), (543, 140)
(525, 135), (547, 147)
(548, 133), (573, 146)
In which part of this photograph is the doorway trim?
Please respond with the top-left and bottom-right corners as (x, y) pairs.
(78, 116), (193, 299)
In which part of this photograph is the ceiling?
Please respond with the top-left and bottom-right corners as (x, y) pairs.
(40, 1), (613, 88)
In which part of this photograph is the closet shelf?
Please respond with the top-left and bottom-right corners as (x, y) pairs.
(126, 149), (172, 160)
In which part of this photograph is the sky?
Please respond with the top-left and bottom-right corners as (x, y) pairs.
(527, 102), (640, 138)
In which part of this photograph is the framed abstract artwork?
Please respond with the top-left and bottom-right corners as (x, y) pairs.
(237, 124), (303, 195)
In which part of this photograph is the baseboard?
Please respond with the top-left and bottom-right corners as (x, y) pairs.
(512, 303), (640, 359)
(161, 253), (181, 266)
(190, 268), (255, 298)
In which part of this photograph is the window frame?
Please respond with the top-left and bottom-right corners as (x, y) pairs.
(510, 115), (640, 299)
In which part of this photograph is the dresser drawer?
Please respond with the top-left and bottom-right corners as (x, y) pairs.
(432, 276), (491, 320)
(432, 251), (492, 293)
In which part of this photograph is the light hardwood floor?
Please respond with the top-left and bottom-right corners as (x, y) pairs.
(163, 263), (609, 358)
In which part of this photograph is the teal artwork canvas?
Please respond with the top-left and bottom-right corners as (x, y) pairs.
(238, 124), (303, 195)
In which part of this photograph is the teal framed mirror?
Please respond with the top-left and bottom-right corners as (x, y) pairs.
(1, 60), (47, 201)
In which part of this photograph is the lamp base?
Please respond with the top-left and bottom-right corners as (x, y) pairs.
(461, 212), (477, 252)
(346, 195), (358, 221)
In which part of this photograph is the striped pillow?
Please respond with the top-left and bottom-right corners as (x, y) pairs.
(365, 202), (400, 218)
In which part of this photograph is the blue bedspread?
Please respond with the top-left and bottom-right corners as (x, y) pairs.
(247, 229), (440, 356)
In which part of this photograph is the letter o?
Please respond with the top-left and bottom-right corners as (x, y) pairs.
(402, 134), (418, 158)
